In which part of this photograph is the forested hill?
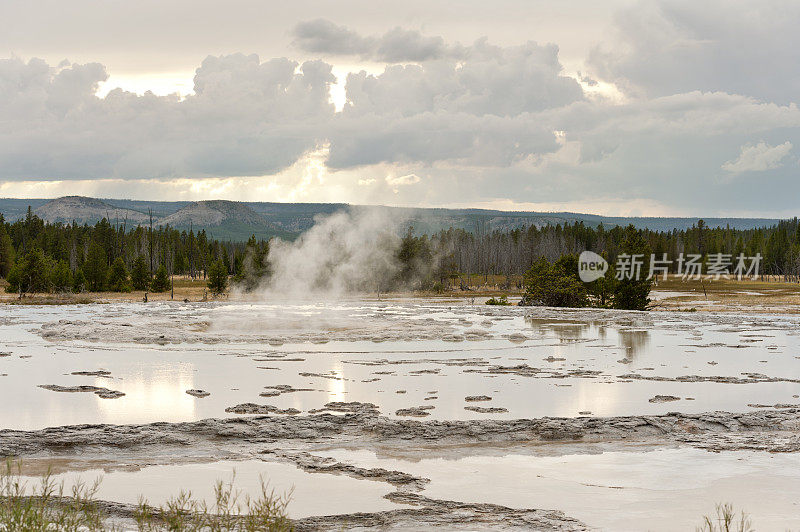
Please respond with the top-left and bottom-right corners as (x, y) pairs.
(0, 196), (782, 242)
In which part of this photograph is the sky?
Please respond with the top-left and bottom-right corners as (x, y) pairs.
(1, 0), (799, 217)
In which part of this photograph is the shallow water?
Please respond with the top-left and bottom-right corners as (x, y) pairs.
(17, 459), (403, 518)
(2, 300), (800, 429)
(324, 447), (800, 531)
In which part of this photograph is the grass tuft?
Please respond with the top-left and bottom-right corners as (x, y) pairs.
(1, 458), (294, 531)
(696, 503), (753, 532)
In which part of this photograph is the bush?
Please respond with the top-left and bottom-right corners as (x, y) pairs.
(151, 264), (171, 293)
(522, 257), (587, 308)
(485, 295), (510, 305)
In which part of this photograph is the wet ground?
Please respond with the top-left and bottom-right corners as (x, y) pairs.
(2, 296), (800, 529)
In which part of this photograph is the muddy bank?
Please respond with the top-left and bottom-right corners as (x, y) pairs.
(3, 409), (800, 459)
(19, 491), (587, 531)
(295, 492), (586, 531)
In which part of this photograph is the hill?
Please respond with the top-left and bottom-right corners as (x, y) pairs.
(159, 200), (293, 240)
(33, 196), (150, 225)
(0, 196), (785, 241)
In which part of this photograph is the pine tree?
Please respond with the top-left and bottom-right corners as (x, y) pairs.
(612, 226), (652, 311)
(7, 247), (52, 294)
(207, 258), (228, 295)
(238, 235), (270, 291)
(84, 240), (107, 291)
(0, 219), (14, 278)
(150, 264), (171, 292)
(72, 268), (86, 292)
(107, 257), (131, 292)
(50, 260), (73, 292)
(130, 255), (151, 291)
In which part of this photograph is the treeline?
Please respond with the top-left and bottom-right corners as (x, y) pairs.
(2, 207), (800, 297)
(0, 208), (262, 294)
(425, 218), (800, 283)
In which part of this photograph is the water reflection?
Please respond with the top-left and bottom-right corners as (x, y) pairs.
(526, 318), (595, 340)
(21, 459), (402, 518)
(617, 329), (651, 361)
(327, 359), (347, 402)
(95, 366), (197, 425)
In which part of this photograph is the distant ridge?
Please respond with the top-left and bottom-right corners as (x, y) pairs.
(0, 196), (785, 241)
(34, 196), (150, 225)
(158, 200), (291, 240)
(161, 200), (270, 227)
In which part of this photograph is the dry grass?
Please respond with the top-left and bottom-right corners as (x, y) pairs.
(651, 275), (800, 313)
(0, 276), (218, 305)
(3, 272), (800, 312)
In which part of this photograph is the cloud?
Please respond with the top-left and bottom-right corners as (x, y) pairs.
(292, 19), (456, 62)
(0, 54), (335, 180)
(588, 0), (800, 104)
(721, 141), (793, 175)
(291, 19), (368, 56)
(342, 39), (583, 117)
(7, 10), (800, 216)
(0, 33), (586, 182)
(385, 174), (421, 186)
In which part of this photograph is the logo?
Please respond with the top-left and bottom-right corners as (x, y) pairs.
(578, 251), (609, 282)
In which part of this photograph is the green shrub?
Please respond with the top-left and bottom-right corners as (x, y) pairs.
(485, 295), (510, 305)
(522, 257), (587, 308)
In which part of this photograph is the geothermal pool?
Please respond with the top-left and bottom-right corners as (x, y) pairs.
(2, 299), (800, 529)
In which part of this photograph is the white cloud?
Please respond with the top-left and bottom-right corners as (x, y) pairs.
(722, 141), (793, 175)
(386, 174), (421, 186)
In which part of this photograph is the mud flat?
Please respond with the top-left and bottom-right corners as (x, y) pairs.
(2, 299), (800, 529)
(3, 409), (800, 530)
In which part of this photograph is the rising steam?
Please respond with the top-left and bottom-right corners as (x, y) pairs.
(256, 207), (404, 298)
